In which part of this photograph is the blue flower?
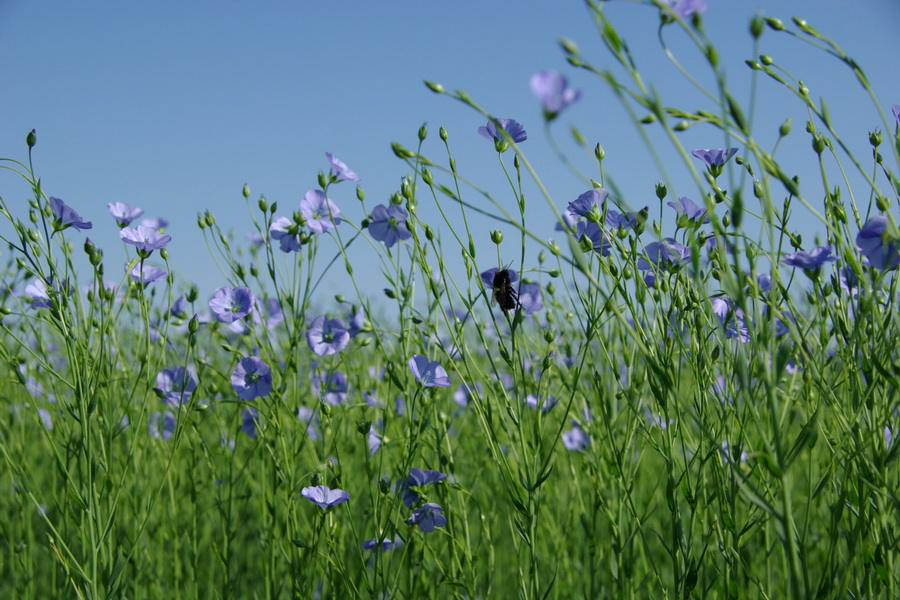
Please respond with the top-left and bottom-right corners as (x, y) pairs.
(306, 316), (350, 356)
(311, 370), (348, 406)
(362, 535), (404, 552)
(269, 216), (302, 252)
(567, 189), (609, 220)
(129, 263), (167, 285)
(107, 202), (144, 227)
(530, 71), (581, 119)
(857, 216), (900, 270)
(477, 118), (527, 151)
(782, 246), (836, 271)
(368, 204), (412, 248)
(408, 503), (447, 533)
(667, 196), (709, 225)
(562, 422), (590, 451)
(300, 190), (341, 234)
(301, 485), (350, 509)
(692, 148), (737, 167)
(398, 468), (447, 507)
(120, 225), (172, 254)
(231, 356), (272, 401)
(209, 286), (255, 323)
(155, 366), (197, 407)
(49, 197), (92, 233)
(667, 0), (707, 19)
(241, 407), (261, 438)
(408, 354), (451, 387)
(575, 221), (611, 256)
(148, 411), (176, 440)
(325, 152), (360, 182)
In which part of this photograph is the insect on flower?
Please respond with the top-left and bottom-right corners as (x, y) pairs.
(492, 267), (519, 313)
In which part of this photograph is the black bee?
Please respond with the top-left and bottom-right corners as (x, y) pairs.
(492, 268), (519, 313)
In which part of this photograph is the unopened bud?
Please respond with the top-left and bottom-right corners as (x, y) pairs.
(242, 184), (251, 199)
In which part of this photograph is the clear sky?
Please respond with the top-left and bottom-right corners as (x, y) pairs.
(2, 0), (898, 306)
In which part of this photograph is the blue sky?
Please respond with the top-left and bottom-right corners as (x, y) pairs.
(2, 0), (898, 306)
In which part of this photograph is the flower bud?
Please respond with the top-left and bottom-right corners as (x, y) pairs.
(26, 129), (36, 148)
(418, 123), (428, 141)
(655, 182), (667, 200)
(242, 184), (251, 199)
(391, 142), (414, 159)
(760, 54), (774, 66)
(188, 313), (200, 334)
(750, 16), (765, 38)
(317, 171), (328, 188)
(765, 17), (784, 30)
(424, 80), (444, 94)
(421, 167), (433, 185)
(877, 195), (891, 211)
(490, 230), (503, 244)
(559, 38), (579, 55)
(869, 130), (882, 147)
(594, 143), (605, 161)
(779, 118), (792, 137)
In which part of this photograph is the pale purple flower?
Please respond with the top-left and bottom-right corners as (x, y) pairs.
(49, 197), (92, 232)
(209, 286), (255, 323)
(312, 370), (348, 406)
(298, 406), (320, 440)
(306, 316), (350, 356)
(148, 411), (176, 440)
(24, 279), (50, 308)
(668, 196), (709, 224)
(567, 188), (609, 220)
(231, 356), (272, 400)
(325, 152), (360, 182)
(711, 297), (749, 343)
(269, 216), (302, 252)
(408, 354), (451, 387)
(857, 216), (900, 270)
(119, 225), (172, 253)
(300, 190), (341, 234)
(247, 232), (265, 246)
(782, 246), (836, 271)
(368, 204), (411, 248)
(667, 0), (707, 18)
(398, 468), (447, 507)
(368, 427), (382, 456)
(525, 394), (558, 412)
(241, 407), (261, 438)
(518, 283), (544, 316)
(477, 118), (527, 145)
(301, 485), (350, 509)
(721, 440), (748, 464)
(530, 71), (581, 117)
(562, 423), (589, 451)
(38, 408), (53, 430)
(575, 221), (611, 256)
(692, 148), (738, 169)
(362, 536), (404, 552)
(408, 503), (447, 533)
(637, 239), (691, 271)
(129, 263), (167, 285)
(107, 202), (144, 227)
(453, 383), (482, 407)
(480, 267), (518, 290)
(155, 366), (197, 407)
(757, 273), (772, 292)
(892, 105), (900, 124)
(140, 217), (168, 230)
